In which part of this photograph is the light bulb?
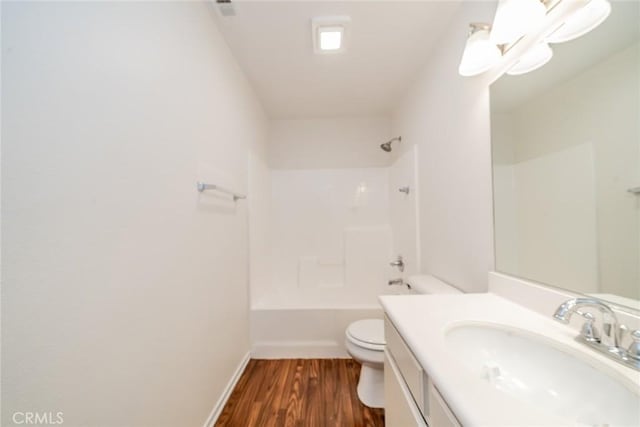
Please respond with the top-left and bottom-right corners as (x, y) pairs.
(507, 42), (553, 75)
(490, 0), (547, 45)
(458, 24), (502, 77)
(547, 0), (611, 43)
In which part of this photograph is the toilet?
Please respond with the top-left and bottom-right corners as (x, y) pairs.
(344, 275), (462, 408)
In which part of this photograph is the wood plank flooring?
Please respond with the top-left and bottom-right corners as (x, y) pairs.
(216, 359), (385, 427)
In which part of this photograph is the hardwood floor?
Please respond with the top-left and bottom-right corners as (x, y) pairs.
(216, 359), (385, 427)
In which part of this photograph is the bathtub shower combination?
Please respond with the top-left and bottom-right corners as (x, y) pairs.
(249, 146), (420, 360)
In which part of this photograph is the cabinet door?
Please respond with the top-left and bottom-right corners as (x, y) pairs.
(384, 316), (425, 413)
(384, 350), (427, 427)
(427, 382), (461, 427)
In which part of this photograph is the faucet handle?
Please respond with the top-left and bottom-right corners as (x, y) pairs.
(627, 330), (640, 360)
(578, 312), (601, 343)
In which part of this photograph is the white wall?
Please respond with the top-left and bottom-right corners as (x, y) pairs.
(269, 117), (392, 169)
(248, 151), (272, 311)
(391, 2), (496, 293)
(1, 2), (267, 426)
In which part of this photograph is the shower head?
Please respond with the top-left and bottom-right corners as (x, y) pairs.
(380, 136), (401, 152)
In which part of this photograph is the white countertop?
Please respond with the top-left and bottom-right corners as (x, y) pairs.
(379, 293), (640, 427)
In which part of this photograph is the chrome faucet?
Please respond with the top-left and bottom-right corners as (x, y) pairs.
(553, 298), (621, 347)
(553, 298), (640, 371)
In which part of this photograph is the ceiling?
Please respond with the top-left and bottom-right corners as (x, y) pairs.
(492, 0), (640, 113)
(212, 1), (461, 119)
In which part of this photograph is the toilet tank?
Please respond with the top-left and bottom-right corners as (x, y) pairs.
(406, 275), (462, 295)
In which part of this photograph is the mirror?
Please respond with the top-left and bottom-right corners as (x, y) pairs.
(490, 0), (640, 311)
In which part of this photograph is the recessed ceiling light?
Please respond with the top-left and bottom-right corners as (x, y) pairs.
(319, 28), (343, 51)
(312, 16), (350, 54)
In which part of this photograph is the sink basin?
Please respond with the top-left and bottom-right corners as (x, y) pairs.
(446, 323), (640, 426)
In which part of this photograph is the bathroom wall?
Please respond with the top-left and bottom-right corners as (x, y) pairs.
(391, 1), (496, 293)
(248, 151), (272, 310)
(269, 117), (392, 169)
(1, 2), (266, 426)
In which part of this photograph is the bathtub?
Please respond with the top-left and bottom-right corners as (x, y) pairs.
(249, 288), (410, 358)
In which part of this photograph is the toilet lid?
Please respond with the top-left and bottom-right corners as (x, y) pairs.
(347, 319), (385, 348)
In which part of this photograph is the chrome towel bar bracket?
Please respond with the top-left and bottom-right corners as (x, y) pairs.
(196, 182), (246, 201)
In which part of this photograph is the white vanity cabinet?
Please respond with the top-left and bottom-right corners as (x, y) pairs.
(384, 316), (460, 427)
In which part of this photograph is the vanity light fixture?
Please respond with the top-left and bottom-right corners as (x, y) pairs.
(312, 16), (350, 54)
(490, 0), (547, 45)
(506, 42), (553, 75)
(546, 0), (611, 43)
(458, 0), (612, 77)
(458, 23), (502, 77)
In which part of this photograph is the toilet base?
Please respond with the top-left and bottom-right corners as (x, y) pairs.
(357, 363), (385, 408)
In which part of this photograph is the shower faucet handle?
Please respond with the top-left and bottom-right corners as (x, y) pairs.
(388, 278), (404, 286)
(390, 255), (404, 272)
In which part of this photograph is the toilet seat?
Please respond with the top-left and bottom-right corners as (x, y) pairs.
(346, 319), (385, 351)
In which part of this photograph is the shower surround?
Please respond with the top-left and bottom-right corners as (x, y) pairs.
(249, 140), (420, 357)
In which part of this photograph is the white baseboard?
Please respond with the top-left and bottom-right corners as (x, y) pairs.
(251, 340), (350, 359)
(202, 351), (251, 427)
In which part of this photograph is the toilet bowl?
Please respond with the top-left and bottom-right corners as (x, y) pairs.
(345, 318), (385, 408)
(345, 275), (462, 409)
